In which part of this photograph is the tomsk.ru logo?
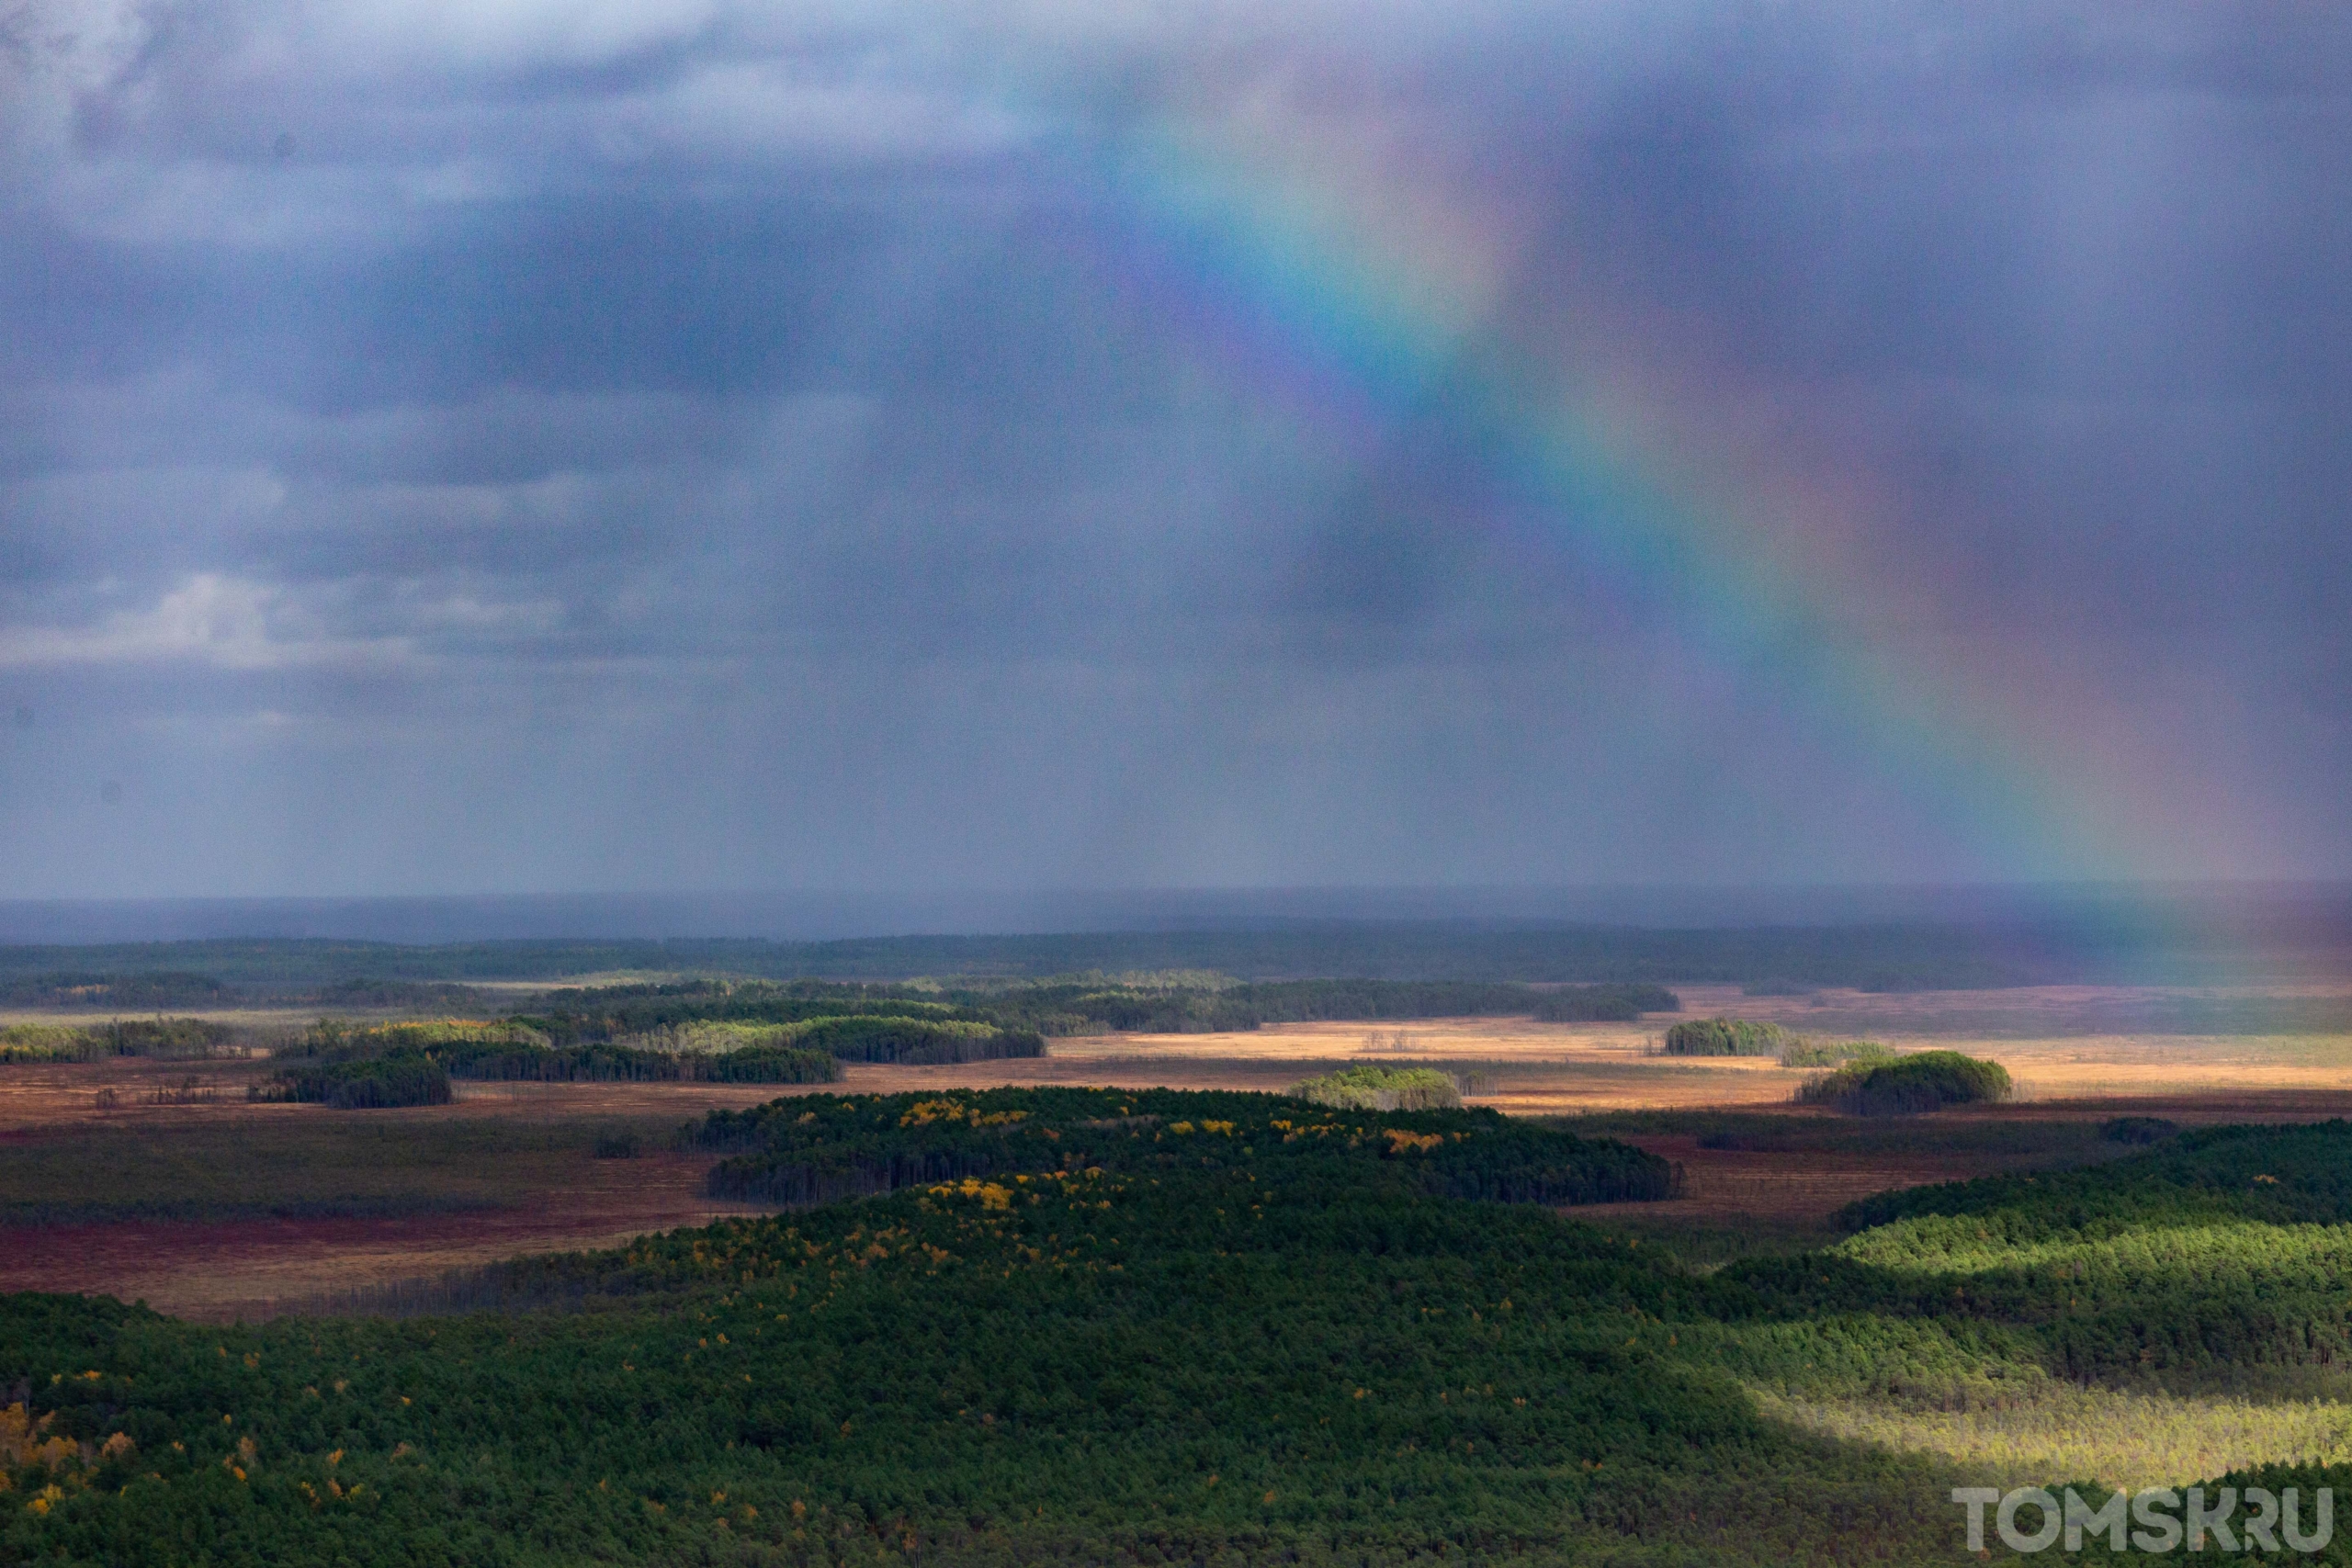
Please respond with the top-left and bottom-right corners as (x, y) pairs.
(1954, 1486), (2333, 1554)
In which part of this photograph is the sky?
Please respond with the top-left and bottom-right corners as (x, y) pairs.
(1, 1), (2347, 900)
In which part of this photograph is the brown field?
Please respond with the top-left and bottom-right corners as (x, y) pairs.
(5, 980), (2350, 1318)
(0, 1150), (775, 1323)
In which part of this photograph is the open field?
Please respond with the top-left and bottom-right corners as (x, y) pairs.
(0, 1150), (775, 1322)
(0, 1062), (836, 1318)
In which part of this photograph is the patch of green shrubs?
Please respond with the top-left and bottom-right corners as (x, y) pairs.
(1796, 1049), (2011, 1116)
(1289, 1064), (1462, 1111)
(1776, 1037), (1895, 1068)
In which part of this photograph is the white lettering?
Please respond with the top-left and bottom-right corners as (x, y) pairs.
(1999, 1487), (2063, 1553)
(2134, 1488), (2185, 1554)
(2065, 1487), (2130, 1552)
(2241, 1488), (2280, 1552)
(1952, 1486), (2001, 1553)
(2187, 1486), (2238, 1551)
(2283, 1487), (2334, 1553)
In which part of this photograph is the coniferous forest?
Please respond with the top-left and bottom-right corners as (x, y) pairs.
(11, 1088), (2352, 1564)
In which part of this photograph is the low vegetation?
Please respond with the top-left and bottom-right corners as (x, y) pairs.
(1794, 1049), (2011, 1115)
(1775, 1037), (1894, 1069)
(0, 1117), (595, 1227)
(1288, 1063), (1462, 1111)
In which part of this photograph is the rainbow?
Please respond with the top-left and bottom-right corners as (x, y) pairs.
(1026, 103), (2211, 885)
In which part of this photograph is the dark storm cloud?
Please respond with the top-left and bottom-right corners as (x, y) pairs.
(2, 0), (2347, 896)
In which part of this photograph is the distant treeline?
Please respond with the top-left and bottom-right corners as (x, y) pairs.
(255, 1043), (842, 1109)
(0, 970), (232, 1010)
(310, 977), (501, 1011)
(0, 1017), (236, 1064)
(510, 976), (1676, 1043)
(0, 967), (504, 1014)
(788, 1016), (1042, 1065)
(504, 983), (1046, 1064)
(966, 979), (1679, 1035)
(259, 1019), (845, 1107)
(0, 914), (2279, 990)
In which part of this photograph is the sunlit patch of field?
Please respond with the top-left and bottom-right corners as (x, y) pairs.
(1033, 986), (2352, 1113)
(1752, 1382), (2352, 1491)
(1677, 980), (2352, 1043)
(1045, 1018), (1802, 1111)
(458, 971), (694, 996)
(1991, 1040), (2352, 1101)
(1052, 1015), (1670, 1059)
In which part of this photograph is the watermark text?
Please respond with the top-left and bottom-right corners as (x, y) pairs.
(1954, 1486), (2333, 1554)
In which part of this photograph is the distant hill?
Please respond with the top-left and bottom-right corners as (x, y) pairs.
(0, 907), (2336, 996)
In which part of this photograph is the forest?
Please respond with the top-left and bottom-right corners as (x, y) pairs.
(505, 976), (1678, 1043)
(10, 1093), (2352, 1564)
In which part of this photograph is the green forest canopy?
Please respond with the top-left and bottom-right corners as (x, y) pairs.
(13, 1097), (2352, 1563)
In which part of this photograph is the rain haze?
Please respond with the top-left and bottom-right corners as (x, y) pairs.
(4, 1), (2348, 907)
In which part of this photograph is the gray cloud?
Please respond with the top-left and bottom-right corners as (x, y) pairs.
(2, 0), (2347, 896)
